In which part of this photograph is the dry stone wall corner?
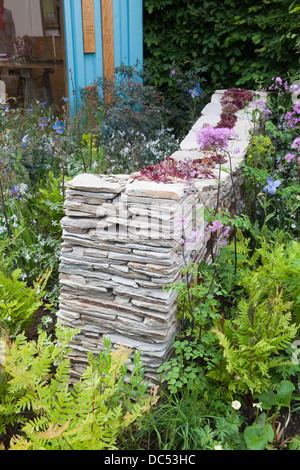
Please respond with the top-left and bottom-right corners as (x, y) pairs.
(57, 89), (263, 383)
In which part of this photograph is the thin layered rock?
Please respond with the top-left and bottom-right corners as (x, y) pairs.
(59, 173), (197, 382)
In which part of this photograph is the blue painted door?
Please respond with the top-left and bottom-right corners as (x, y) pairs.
(62, 0), (143, 110)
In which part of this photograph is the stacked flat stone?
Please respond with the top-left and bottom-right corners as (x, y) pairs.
(58, 89), (264, 382)
(58, 174), (203, 382)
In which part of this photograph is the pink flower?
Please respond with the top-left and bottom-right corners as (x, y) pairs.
(222, 225), (231, 237)
(285, 153), (296, 163)
(206, 220), (224, 233)
(290, 84), (299, 94)
(291, 137), (300, 151)
(196, 125), (236, 150)
(251, 99), (266, 110)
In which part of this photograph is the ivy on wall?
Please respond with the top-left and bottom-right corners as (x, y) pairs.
(143, 0), (300, 91)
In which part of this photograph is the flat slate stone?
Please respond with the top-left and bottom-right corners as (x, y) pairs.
(125, 180), (185, 200)
(65, 173), (124, 194)
(201, 102), (222, 115)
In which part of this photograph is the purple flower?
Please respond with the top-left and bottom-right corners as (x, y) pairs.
(52, 122), (65, 134)
(263, 177), (281, 195)
(222, 225), (231, 237)
(38, 116), (48, 128)
(206, 220), (224, 233)
(189, 83), (202, 99)
(285, 153), (296, 163)
(251, 99), (266, 111)
(290, 84), (299, 93)
(10, 186), (21, 199)
(196, 125), (236, 150)
(291, 137), (300, 151)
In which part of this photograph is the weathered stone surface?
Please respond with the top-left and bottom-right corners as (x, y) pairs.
(201, 101), (222, 115)
(65, 173), (124, 193)
(180, 130), (198, 150)
(125, 180), (185, 200)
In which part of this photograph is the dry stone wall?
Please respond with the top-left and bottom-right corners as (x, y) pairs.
(57, 89), (265, 383)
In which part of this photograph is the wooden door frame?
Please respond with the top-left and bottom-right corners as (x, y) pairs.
(59, 0), (69, 101)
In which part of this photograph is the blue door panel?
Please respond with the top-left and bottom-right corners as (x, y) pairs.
(62, 0), (143, 109)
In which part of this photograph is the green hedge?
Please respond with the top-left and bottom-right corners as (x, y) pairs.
(143, 0), (300, 91)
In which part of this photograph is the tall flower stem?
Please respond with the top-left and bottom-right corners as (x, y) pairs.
(272, 91), (281, 173)
(0, 175), (11, 237)
(226, 148), (239, 274)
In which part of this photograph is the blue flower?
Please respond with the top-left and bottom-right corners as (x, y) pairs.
(52, 122), (65, 134)
(22, 134), (29, 149)
(263, 177), (281, 195)
(189, 83), (202, 99)
(60, 97), (69, 103)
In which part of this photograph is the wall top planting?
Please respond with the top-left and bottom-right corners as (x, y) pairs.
(58, 88), (265, 383)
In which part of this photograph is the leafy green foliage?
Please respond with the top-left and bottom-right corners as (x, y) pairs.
(133, 387), (245, 450)
(0, 265), (51, 335)
(144, 0), (300, 91)
(209, 288), (298, 397)
(0, 329), (158, 450)
(244, 379), (299, 450)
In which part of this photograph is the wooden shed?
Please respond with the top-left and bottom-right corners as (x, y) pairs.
(0, 0), (143, 111)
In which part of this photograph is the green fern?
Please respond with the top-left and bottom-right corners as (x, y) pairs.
(0, 266), (52, 335)
(0, 325), (158, 450)
(209, 287), (299, 398)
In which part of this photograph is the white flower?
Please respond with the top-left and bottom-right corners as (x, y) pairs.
(214, 445), (223, 450)
(253, 402), (263, 411)
(18, 183), (28, 195)
(231, 400), (241, 410)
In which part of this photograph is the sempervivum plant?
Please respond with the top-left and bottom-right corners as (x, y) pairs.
(132, 157), (216, 182)
(216, 88), (254, 129)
